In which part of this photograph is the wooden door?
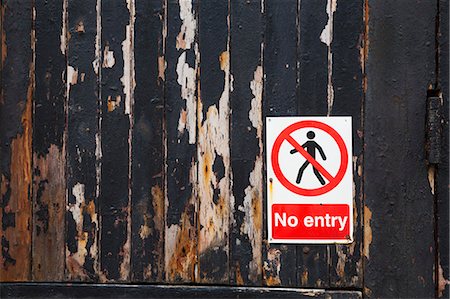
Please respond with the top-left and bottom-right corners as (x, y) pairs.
(1, 0), (448, 298)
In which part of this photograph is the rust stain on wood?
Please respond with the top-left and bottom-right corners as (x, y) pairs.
(107, 95), (121, 112)
(32, 145), (65, 281)
(1, 77), (33, 281)
(234, 261), (244, 286)
(363, 205), (372, 260)
(263, 248), (282, 286)
(158, 56), (166, 82)
(151, 185), (165, 280)
(165, 202), (197, 282)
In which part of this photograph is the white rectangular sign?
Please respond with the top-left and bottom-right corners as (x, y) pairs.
(266, 116), (353, 244)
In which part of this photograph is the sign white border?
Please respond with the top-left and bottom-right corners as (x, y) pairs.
(266, 116), (353, 244)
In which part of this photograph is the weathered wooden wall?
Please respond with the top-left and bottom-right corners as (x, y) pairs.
(0, 0), (447, 298)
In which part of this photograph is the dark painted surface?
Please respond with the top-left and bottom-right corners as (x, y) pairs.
(363, 0), (436, 297)
(99, 0), (131, 282)
(437, 0), (449, 297)
(329, 0), (364, 288)
(296, 0), (329, 288)
(229, 0), (263, 287)
(32, 0), (66, 281)
(65, 0), (99, 281)
(263, 0), (298, 288)
(1, 283), (362, 299)
(131, 0), (165, 282)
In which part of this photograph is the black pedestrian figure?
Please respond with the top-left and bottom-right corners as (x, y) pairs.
(290, 131), (327, 185)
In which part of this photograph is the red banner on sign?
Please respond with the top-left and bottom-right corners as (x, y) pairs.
(272, 204), (350, 240)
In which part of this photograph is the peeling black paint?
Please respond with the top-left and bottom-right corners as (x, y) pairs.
(198, 0), (229, 284)
(99, 0), (131, 281)
(131, 0), (165, 282)
(229, 0), (263, 287)
(329, 0), (364, 288)
(263, 0), (298, 287)
(66, 0), (99, 280)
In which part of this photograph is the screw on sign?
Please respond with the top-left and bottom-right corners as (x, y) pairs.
(266, 117), (353, 244)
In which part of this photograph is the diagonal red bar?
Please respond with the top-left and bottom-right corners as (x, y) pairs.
(285, 134), (335, 182)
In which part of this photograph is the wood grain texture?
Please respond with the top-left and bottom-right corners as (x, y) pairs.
(197, 0), (231, 284)
(0, 0), (33, 281)
(329, 0), (364, 288)
(363, 0), (436, 297)
(262, 0), (298, 287)
(65, 0), (100, 281)
(32, 0), (66, 281)
(99, 0), (133, 282)
(131, 0), (165, 282)
(229, 0), (263, 286)
(164, 0), (199, 283)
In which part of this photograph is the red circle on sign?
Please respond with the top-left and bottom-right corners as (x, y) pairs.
(271, 120), (348, 196)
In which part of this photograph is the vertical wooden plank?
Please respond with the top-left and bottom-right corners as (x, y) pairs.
(32, 0), (66, 281)
(65, 0), (100, 281)
(298, 0), (329, 116)
(99, 0), (134, 282)
(131, 0), (165, 282)
(197, 0), (231, 284)
(164, 0), (198, 283)
(296, 0), (330, 288)
(0, 0), (33, 282)
(263, 0), (298, 287)
(229, 0), (263, 286)
(329, 0), (364, 288)
(437, 0), (449, 297)
(363, 1), (436, 297)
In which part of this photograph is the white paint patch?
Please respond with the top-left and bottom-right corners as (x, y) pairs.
(249, 66), (263, 138)
(60, 0), (68, 55)
(230, 73), (234, 92)
(102, 46), (115, 68)
(121, 0), (136, 115)
(319, 0), (337, 116)
(92, 0), (102, 75)
(95, 131), (102, 198)
(176, 52), (197, 144)
(319, 0), (337, 46)
(164, 224), (179, 272)
(242, 157), (263, 280)
(177, 0), (196, 50)
(94, 1), (102, 277)
(427, 166), (435, 195)
(67, 66), (78, 92)
(69, 183), (85, 231)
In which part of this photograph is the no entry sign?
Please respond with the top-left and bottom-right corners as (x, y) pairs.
(266, 117), (353, 244)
